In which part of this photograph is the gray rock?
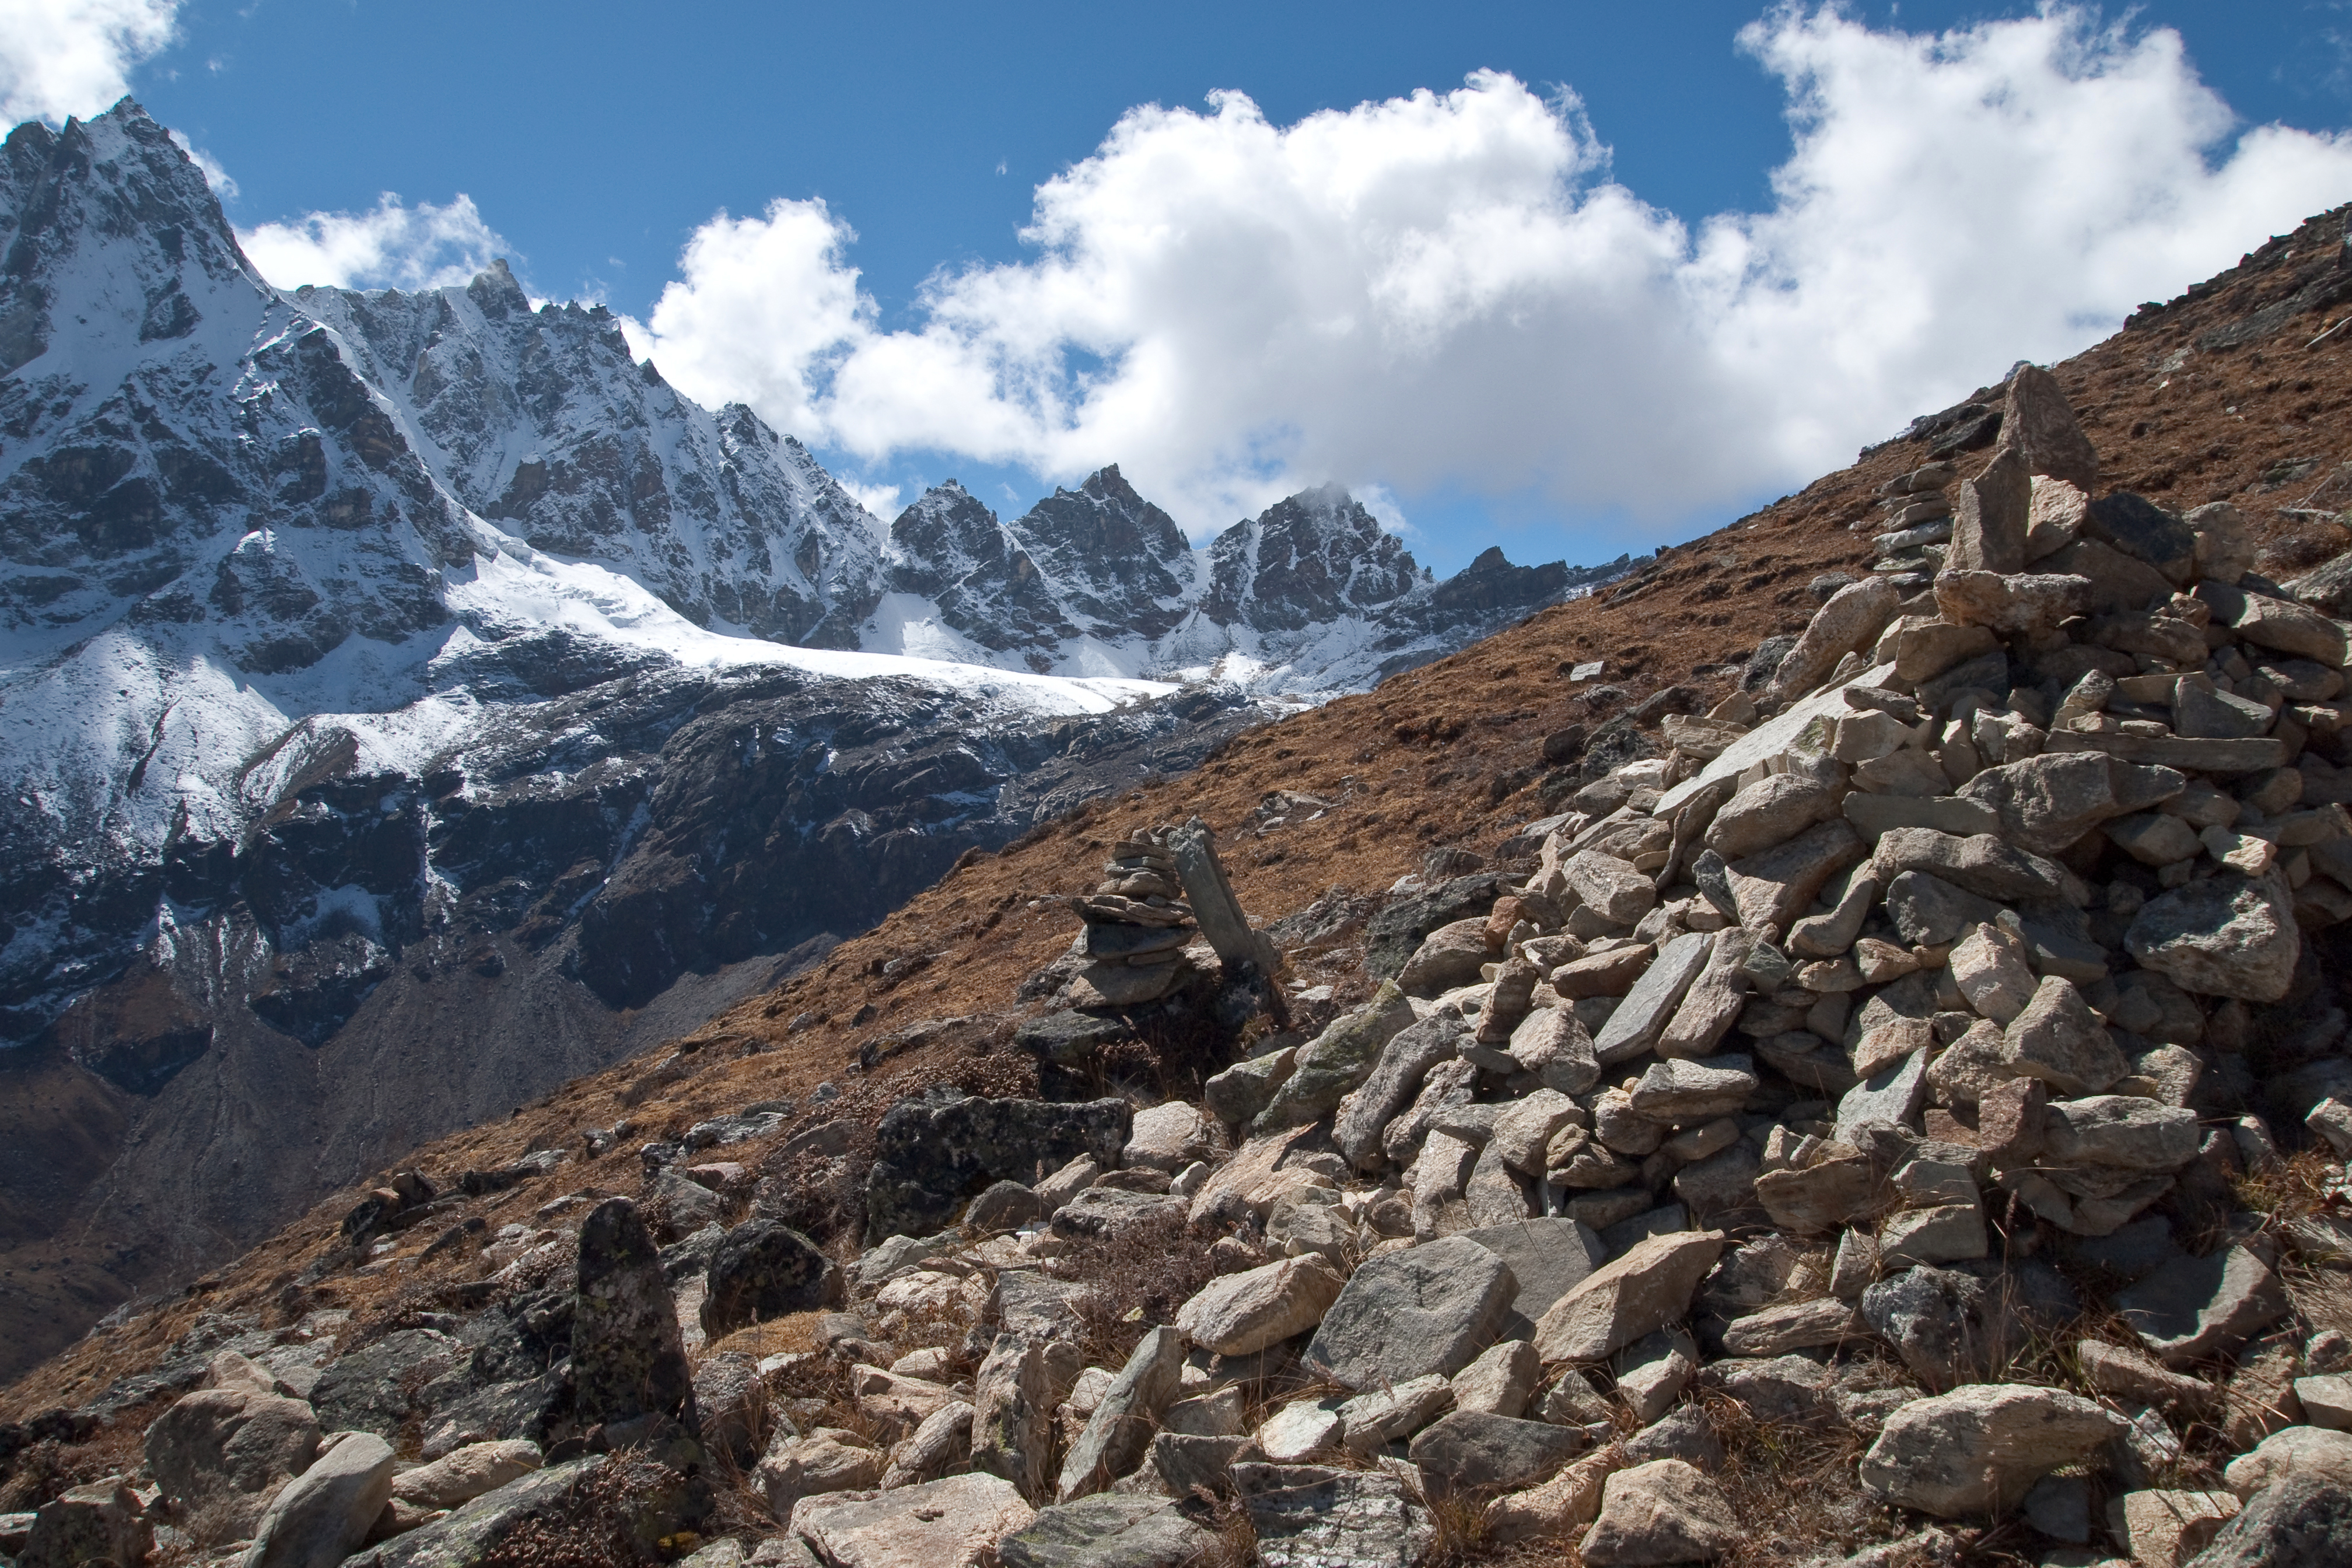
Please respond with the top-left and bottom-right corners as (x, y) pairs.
(1594, 932), (1714, 1065)
(1860, 1265), (2025, 1389)
(997, 1494), (1214, 1568)
(573, 1197), (698, 1432)
(1658, 929), (1755, 1059)
(792, 1474), (1034, 1568)
(2116, 1245), (2288, 1366)
(1508, 1006), (1601, 1096)
(693, 1353), (769, 1466)
(991, 1270), (1092, 1340)
(1882, 870), (2004, 947)
(2186, 1474), (2352, 1568)
(971, 1335), (1054, 1503)
(1959, 752), (2185, 855)
(1333, 1012), (1465, 1170)
(1304, 1234), (1516, 1390)
(1629, 1054), (1759, 1122)
(1947, 446), (2032, 573)
(1409, 1410), (1583, 1492)
(1859, 1382), (2124, 1517)
(2023, 1472), (2092, 1544)
(1704, 772), (1845, 860)
(1255, 984), (1418, 1130)
(1173, 1255), (1345, 1357)
(1338, 1374), (1455, 1455)
(752, 1432), (883, 1522)
(702, 1219), (841, 1338)
(1768, 578), (1902, 703)
(967, 1180), (1045, 1233)
(144, 1385), (323, 1538)
(1462, 1217), (1608, 1339)
(2041, 1095), (2202, 1168)
(19, 1482), (152, 1568)
(2000, 977), (2129, 1096)
(1709, 1354), (1834, 1426)
(1623, 1405), (1727, 1468)
(1056, 1326), (1188, 1501)
(1234, 1463), (1434, 1568)
(1051, 1186), (1184, 1239)
(2127, 869), (2302, 1003)
(1578, 1458), (1741, 1565)
(1141, 1432), (1251, 1499)
(1872, 828), (2076, 904)
(242, 1430), (397, 1568)
(310, 1328), (461, 1440)
(1532, 1230), (1728, 1363)
(1450, 1340), (1542, 1419)
(1397, 919), (1492, 995)
(2004, 366), (2099, 494)
(1723, 819), (1870, 934)
(865, 1094), (1133, 1243)
(1835, 1048), (1931, 1146)
(1203, 1051), (1297, 1128)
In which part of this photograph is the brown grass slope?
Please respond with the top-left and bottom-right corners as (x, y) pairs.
(6, 202), (2350, 1426)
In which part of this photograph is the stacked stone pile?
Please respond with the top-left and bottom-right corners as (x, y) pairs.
(1062, 827), (1199, 1008)
(15, 368), (2352, 1568)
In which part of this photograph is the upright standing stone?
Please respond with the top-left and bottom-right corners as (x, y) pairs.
(971, 1334), (1054, 1504)
(2003, 365), (2099, 493)
(1168, 819), (1279, 976)
(1055, 1326), (1188, 1502)
(574, 1198), (698, 1433)
(1948, 446), (2032, 575)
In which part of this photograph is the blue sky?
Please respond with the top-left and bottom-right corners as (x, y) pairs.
(12, 2), (2352, 575)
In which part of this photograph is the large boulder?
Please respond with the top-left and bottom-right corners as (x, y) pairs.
(242, 1430), (398, 1568)
(573, 1197), (698, 1432)
(790, 1472), (1035, 1568)
(1532, 1231), (1727, 1363)
(144, 1385), (323, 1538)
(865, 1094), (1132, 1243)
(1304, 1235), (1516, 1390)
(2127, 869), (2301, 1003)
(2187, 1473), (2352, 1568)
(701, 1220), (841, 1337)
(1234, 1462), (1435, 1568)
(996, 1493), (1216, 1568)
(1174, 1256), (1345, 1357)
(348, 1458), (607, 1568)
(1859, 1383), (2124, 1517)
(1055, 1326), (1187, 1502)
(1254, 984), (1418, 1130)
(309, 1328), (461, 1440)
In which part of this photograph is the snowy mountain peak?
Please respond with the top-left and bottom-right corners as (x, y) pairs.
(1203, 482), (1426, 634)
(1008, 464), (1196, 641)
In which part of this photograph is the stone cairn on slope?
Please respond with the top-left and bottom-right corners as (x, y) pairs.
(1062, 827), (1199, 1007)
(19, 369), (2352, 1568)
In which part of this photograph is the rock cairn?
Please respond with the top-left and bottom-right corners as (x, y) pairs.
(1063, 827), (1199, 1007)
(18, 370), (2352, 1568)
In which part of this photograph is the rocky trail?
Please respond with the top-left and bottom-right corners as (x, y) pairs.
(6, 207), (2352, 1567)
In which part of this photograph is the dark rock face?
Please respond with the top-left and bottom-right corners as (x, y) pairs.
(572, 1199), (698, 1433)
(888, 481), (1075, 653)
(864, 1093), (1134, 1242)
(1011, 466), (1195, 641)
(1364, 874), (1503, 979)
(2188, 1474), (2352, 1568)
(1203, 485), (1423, 634)
(699, 1220), (841, 1336)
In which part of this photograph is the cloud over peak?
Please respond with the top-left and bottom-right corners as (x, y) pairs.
(633, 5), (2352, 540)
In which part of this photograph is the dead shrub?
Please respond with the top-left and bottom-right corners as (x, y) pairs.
(1050, 1210), (1221, 1367)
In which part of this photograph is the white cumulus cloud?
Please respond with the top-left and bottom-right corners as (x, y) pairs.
(636, 4), (2352, 540)
(0, 0), (180, 127)
(238, 194), (508, 292)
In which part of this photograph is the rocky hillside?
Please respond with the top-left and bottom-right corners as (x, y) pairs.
(4, 204), (2351, 1568)
(0, 99), (1622, 1378)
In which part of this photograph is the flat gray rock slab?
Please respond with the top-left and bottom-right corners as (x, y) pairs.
(1593, 932), (1713, 1065)
(1463, 1217), (1608, 1340)
(1303, 1234), (1516, 1391)
(2115, 1245), (2288, 1366)
(997, 1494), (1214, 1568)
(1234, 1464), (1435, 1568)
(1835, 1048), (1931, 1146)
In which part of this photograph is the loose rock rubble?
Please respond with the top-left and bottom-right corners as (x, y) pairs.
(9, 372), (2352, 1567)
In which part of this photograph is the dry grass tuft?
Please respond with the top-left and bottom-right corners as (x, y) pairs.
(1049, 1210), (1222, 1368)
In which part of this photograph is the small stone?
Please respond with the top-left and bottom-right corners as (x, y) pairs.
(790, 1473), (1035, 1568)
(1628, 1054), (1759, 1122)
(1612, 1330), (1698, 1424)
(1768, 578), (1903, 703)
(2224, 1425), (2352, 1496)
(1834, 1048), (1931, 1146)
(1948, 924), (2038, 1024)
(1592, 932), (1714, 1063)
(1532, 1230), (1728, 1363)
(1234, 1463), (1434, 1568)
(995, 1493), (1214, 1568)
(1255, 1400), (1344, 1464)
(1055, 1328), (1188, 1501)
(2112, 1489), (2241, 1568)
(1878, 1205), (1988, 1268)
(1578, 1458), (1740, 1566)
(244, 1430), (398, 1568)
(2294, 1374), (2352, 1432)
(2041, 1096), (2202, 1169)
(2001, 977), (2128, 1096)
(2004, 367), (2099, 493)
(1719, 1296), (1860, 1356)
(1450, 1340), (1542, 1418)
(1484, 1449), (1617, 1545)
(1173, 1256), (1345, 1357)
(2127, 868), (2301, 1002)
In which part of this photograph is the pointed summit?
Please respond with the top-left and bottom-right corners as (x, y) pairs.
(1203, 484), (1422, 632)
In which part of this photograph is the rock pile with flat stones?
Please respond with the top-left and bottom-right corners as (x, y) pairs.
(13, 368), (2352, 1568)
